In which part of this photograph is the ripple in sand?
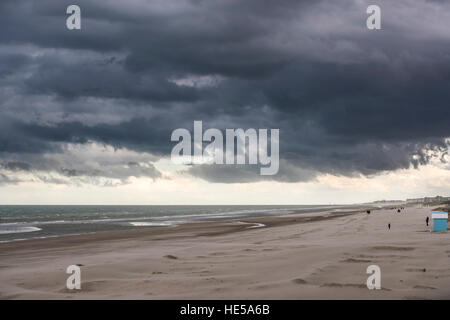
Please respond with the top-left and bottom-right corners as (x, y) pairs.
(413, 285), (436, 290)
(371, 246), (415, 251)
(292, 278), (308, 285)
(341, 258), (372, 263)
(320, 282), (391, 291)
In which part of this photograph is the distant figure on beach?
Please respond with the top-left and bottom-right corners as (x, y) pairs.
(367, 210), (371, 214)
(426, 216), (429, 227)
(388, 223), (391, 230)
(397, 209), (401, 213)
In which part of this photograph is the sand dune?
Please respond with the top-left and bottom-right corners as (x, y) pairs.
(0, 206), (449, 299)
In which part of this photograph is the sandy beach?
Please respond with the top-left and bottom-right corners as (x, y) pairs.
(0, 205), (449, 299)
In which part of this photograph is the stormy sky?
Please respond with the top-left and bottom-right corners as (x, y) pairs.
(0, 0), (449, 204)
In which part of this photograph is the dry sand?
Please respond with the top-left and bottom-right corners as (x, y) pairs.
(0, 205), (449, 299)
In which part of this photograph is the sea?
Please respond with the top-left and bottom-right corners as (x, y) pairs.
(0, 204), (366, 242)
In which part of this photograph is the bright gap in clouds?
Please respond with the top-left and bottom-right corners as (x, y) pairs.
(0, 142), (449, 205)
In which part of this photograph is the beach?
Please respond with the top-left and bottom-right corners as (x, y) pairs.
(0, 205), (449, 299)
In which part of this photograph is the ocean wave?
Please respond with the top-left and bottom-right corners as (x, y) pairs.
(0, 205), (353, 238)
(0, 226), (42, 235)
(128, 221), (173, 227)
(236, 221), (266, 229)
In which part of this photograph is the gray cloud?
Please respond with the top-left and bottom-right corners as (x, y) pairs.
(0, 173), (13, 185)
(0, 142), (162, 185)
(187, 160), (318, 183)
(1, 161), (32, 172)
(0, 0), (449, 184)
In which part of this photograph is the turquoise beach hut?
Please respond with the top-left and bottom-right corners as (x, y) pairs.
(432, 212), (448, 232)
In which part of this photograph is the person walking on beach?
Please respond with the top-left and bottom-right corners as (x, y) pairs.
(388, 223), (391, 230)
(426, 216), (429, 227)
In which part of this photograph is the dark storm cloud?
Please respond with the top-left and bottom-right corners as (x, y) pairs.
(0, 0), (449, 184)
(1, 161), (31, 171)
